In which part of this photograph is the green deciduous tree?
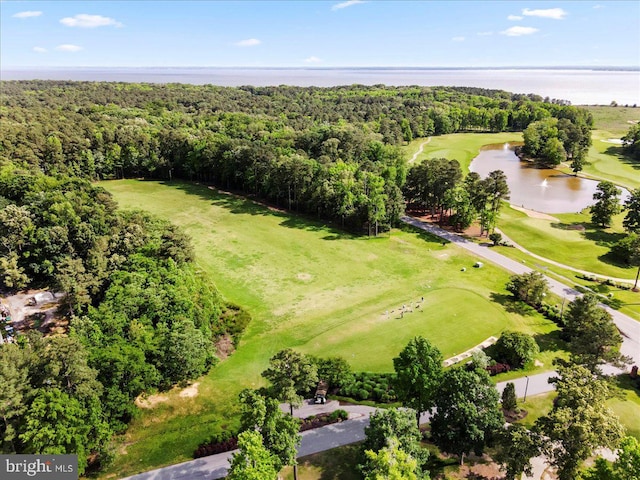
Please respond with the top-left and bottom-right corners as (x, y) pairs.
(506, 271), (549, 307)
(227, 430), (279, 480)
(563, 294), (624, 372)
(611, 233), (640, 290)
(591, 181), (622, 228)
(262, 349), (318, 415)
(363, 408), (428, 473)
(238, 389), (301, 472)
(536, 365), (624, 480)
(0, 344), (32, 453)
(623, 188), (640, 233)
(495, 424), (541, 480)
(493, 331), (540, 369)
(393, 336), (443, 428)
(582, 436), (640, 480)
(430, 368), (503, 465)
(363, 437), (422, 480)
(622, 124), (640, 160)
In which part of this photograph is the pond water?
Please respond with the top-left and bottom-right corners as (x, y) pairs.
(469, 143), (622, 214)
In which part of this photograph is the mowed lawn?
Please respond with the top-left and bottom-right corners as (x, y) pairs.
(403, 132), (523, 172)
(498, 206), (633, 280)
(101, 179), (557, 477)
(574, 106), (640, 190)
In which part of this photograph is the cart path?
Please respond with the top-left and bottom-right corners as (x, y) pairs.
(120, 374), (559, 480)
(494, 226), (636, 285)
(401, 215), (640, 367)
(408, 137), (432, 164)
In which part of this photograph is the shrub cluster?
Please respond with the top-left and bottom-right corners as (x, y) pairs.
(340, 372), (397, 403)
(486, 363), (512, 376)
(194, 430), (239, 458)
(299, 410), (349, 432)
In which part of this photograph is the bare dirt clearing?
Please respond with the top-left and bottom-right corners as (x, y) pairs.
(1, 289), (66, 333)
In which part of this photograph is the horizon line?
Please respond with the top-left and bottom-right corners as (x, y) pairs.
(2, 65), (639, 71)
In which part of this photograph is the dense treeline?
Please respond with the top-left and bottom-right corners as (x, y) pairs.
(0, 165), (244, 469)
(1, 81), (591, 232)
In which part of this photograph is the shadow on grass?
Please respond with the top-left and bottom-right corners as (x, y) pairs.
(533, 331), (567, 353)
(398, 221), (450, 246)
(290, 443), (361, 480)
(604, 145), (640, 171)
(158, 180), (362, 241)
(596, 251), (635, 271)
(610, 373), (640, 402)
(489, 292), (537, 316)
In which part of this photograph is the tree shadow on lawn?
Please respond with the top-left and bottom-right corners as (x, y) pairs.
(604, 145), (640, 171)
(489, 292), (537, 317)
(597, 251), (635, 271)
(158, 180), (359, 241)
(398, 221), (450, 247)
(533, 331), (567, 354)
(292, 444), (361, 480)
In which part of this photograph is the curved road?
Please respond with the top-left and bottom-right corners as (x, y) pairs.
(120, 215), (638, 480)
(121, 373), (549, 480)
(401, 216), (640, 367)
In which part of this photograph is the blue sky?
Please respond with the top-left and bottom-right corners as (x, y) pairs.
(2, 1), (639, 67)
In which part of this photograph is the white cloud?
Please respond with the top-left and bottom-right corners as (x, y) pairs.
(593, 4), (604, 8)
(522, 8), (567, 20)
(332, 0), (365, 11)
(508, 14), (523, 20)
(477, 31), (493, 36)
(33, 47), (47, 53)
(452, 36), (465, 42)
(60, 14), (123, 28)
(304, 56), (322, 63)
(501, 26), (539, 37)
(234, 38), (261, 47)
(13, 11), (42, 18)
(55, 44), (83, 52)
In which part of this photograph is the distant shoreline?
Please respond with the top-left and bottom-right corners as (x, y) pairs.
(3, 66), (639, 71)
(2, 67), (638, 105)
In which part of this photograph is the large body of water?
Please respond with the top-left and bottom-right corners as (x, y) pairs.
(2, 67), (639, 106)
(470, 143), (629, 214)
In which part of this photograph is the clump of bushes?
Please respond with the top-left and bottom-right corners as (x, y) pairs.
(194, 430), (239, 458)
(340, 372), (397, 403)
(486, 362), (512, 376)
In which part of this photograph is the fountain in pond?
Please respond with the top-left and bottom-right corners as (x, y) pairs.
(503, 143), (510, 150)
(540, 178), (549, 188)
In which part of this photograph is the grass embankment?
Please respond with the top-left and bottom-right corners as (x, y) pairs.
(403, 132), (522, 171)
(101, 179), (559, 477)
(570, 106), (640, 190)
(496, 206), (640, 321)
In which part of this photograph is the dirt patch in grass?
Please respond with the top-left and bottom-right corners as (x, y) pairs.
(135, 393), (169, 409)
(297, 272), (313, 282)
(215, 334), (235, 360)
(179, 382), (200, 398)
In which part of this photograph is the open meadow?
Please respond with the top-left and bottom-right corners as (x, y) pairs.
(100, 179), (559, 476)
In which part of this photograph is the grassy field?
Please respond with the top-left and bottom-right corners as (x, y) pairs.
(403, 132), (523, 172)
(100, 179), (559, 477)
(498, 206), (632, 279)
(566, 106), (640, 190)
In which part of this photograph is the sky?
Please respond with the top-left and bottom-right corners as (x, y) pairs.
(1, 0), (639, 68)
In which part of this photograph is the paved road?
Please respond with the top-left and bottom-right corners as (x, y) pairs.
(121, 216), (639, 480)
(401, 215), (640, 367)
(122, 373), (558, 480)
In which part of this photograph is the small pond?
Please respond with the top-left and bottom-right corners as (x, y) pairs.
(469, 143), (626, 214)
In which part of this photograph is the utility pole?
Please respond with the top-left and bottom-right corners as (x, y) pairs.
(523, 376), (530, 402)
